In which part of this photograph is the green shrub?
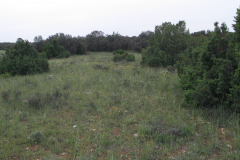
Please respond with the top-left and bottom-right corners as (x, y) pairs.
(0, 39), (49, 76)
(1, 72), (11, 78)
(126, 53), (135, 61)
(39, 51), (47, 59)
(113, 52), (135, 62)
(141, 21), (188, 67)
(76, 42), (86, 55)
(113, 49), (125, 55)
(58, 50), (70, 58)
(141, 48), (165, 67)
(179, 22), (240, 111)
(43, 39), (70, 59)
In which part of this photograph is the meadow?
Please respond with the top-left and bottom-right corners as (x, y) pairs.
(0, 52), (240, 159)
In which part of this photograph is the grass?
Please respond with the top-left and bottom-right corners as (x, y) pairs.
(0, 52), (240, 159)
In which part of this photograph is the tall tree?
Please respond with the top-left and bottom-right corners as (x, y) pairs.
(233, 8), (240, 44)
(141, 21), (189, 67)
(33, 35), (44, 52)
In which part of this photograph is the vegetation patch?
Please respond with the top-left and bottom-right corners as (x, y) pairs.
(0, 39), (49, 76)
(113, 51), (135, 62)
(41, 39), (70, 59)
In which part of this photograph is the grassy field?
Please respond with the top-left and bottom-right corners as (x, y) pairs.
(0, 52), (240, 159)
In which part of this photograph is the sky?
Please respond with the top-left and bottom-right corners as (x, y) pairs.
(0, 0), (239, 42)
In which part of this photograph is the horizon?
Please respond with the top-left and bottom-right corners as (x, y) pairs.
(1, 0), (239, 43)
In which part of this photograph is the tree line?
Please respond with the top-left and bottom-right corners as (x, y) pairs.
(0, 29), (212, 54)
(31, 31), (154, 54)
(0, 43), (15, 50)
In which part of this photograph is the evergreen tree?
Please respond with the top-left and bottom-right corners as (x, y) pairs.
(233, 8), (240, 44)
(0, 39), (49, 76)
(141, 21), (189, 67)
(179, 22), (239, 110)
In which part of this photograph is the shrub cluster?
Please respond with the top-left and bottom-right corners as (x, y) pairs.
(41, 39), (70, 59)
(0, 39), (49, 76)
(178, 22), (239, 109)
(76, 42), (86, 55)
(113, 50), (135, 62)
(141, 9), (240, 111)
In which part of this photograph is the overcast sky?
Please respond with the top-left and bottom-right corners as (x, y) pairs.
(1, 0), (239, 42)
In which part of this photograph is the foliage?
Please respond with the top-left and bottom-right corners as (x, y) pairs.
(32, 31), (153, 54)
(233, 9), (240, 44)
(86, 30), (106, 52)
(0, 42), (15, 50)
(132, 31), (154, 52)
(76, 42), (86, 55)
(33, 33), (86, 55)
(141, 21), (189, 67)
(191, 30), (211, 37)
(179, 22), (240, 110)
(1, 72), (11, 79)
(39, 51), (47, 59)
(113, 49), (125, 55)
(0, 39), (49, 76)
(113, 51), (135, 62)
(42, 39), (70, 59)
(33, 35), (44, 52)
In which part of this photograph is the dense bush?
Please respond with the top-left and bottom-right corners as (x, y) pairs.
(42, 39), (70, 59)
(141, 21), (189, 67)
(113, 49), (125, 55)
(113, 51), (135, 62)
(76, 42), (86, 55)
(179, 21), (240, 110)
(132, 31), (154, 53)
(0, 39), (49, 76)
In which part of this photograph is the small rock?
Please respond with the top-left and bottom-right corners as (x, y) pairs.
(73, 125), (77, 129)
(133, 133), (138, 137)
(227, 144), (233, 150)
(61, 152), (67, 156)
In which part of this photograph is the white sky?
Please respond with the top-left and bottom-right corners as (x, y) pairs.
(0, 0), (239, 42)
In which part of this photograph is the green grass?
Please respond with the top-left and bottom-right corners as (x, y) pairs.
(0, 52), (240, 159)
